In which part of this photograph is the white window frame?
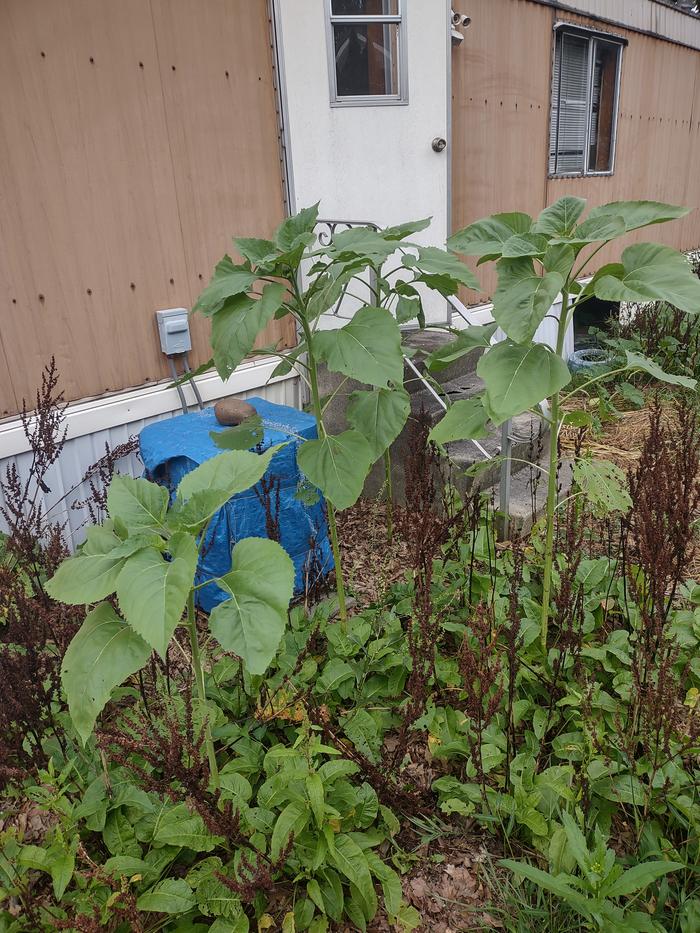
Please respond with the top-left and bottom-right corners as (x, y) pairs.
(548, 23), (625, 178)
(325, 0), (408, 107)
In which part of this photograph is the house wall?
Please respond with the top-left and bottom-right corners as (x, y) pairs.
(452, 0), (700, 300)
(0, 0), (294, 419)
(1, 0), (456, 531)
(3, 0), (699, 520)
(452, 0), (555, 300)
(274, 0), (452, 323)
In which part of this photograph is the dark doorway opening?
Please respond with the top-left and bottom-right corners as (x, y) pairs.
(573, 297), (620, 349)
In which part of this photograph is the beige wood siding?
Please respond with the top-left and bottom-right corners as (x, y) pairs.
(0, 0), (292, 418)
(452, 0), (554, 298)
(452, 0), (700, 303)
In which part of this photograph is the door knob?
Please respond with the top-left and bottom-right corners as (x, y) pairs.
(432, 137), (447, 152)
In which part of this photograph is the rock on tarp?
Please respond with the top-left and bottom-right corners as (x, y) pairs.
(138, 397), (333, 612)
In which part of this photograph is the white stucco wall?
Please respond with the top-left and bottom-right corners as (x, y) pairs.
(275, 0), (451, 322)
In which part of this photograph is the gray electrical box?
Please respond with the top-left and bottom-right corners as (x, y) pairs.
(156, 308), (191, 355)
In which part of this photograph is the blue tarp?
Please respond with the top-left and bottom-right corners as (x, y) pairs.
(139, 397), (333, 612)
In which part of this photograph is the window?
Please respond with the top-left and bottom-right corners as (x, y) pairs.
(327, 0), (407, 105)
(549, 27), (624, 176)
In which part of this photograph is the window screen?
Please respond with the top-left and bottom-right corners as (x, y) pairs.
(549, 29), (622, 176)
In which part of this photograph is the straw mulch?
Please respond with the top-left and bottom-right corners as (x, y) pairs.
(559, 398), (677, 470)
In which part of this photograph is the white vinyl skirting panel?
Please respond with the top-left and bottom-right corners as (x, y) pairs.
(0, 359), (300, 550)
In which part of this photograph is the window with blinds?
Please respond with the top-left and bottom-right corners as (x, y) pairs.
(549, 28), (623, 176)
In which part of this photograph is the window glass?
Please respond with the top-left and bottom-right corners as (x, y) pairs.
(331, 0), (399, 15)
(588, 40), (620, 172)
(333, 21), (400, 97)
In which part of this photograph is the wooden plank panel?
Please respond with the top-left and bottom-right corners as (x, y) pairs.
(0, 339), (17, 420)
(149, 0), (295, 362)
(678, 54), (700, 249)
(0, 0), (290, 418)
(0, 0), (189, 413)
(451, 0), (554, 300)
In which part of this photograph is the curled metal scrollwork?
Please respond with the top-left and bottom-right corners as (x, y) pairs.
(314, 220), (379, 320)
(313, 219), (380, 316)
(314, 218), (379, 247)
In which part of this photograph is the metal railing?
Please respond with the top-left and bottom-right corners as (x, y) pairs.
(312, 220), (511, 521)
(447, 293), (518, 531)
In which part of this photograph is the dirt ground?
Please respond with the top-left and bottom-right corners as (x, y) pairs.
(337, 394), (700, 601)
(337, 497), (410, 607)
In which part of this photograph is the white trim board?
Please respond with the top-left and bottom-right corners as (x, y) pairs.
(0, 358), (296, 460)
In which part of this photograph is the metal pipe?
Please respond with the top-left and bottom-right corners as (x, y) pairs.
(446, 296), (474, 326)
(168, 356), (189, 415)
(183, 354), (205, 410)
(404, 354), (447, 410)
(499, 419), (512, 539)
